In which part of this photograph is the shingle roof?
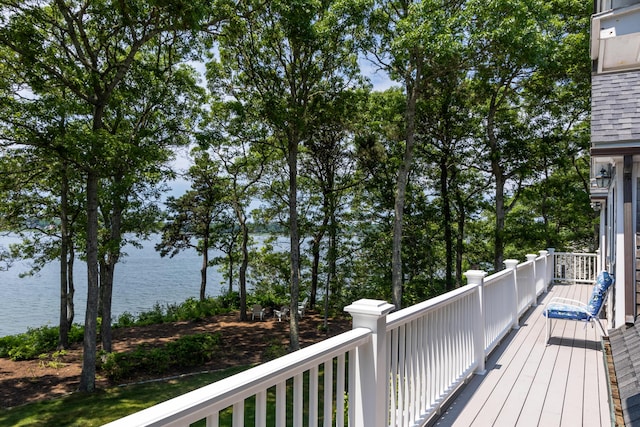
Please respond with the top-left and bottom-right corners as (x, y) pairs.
(592, 71), (640, 144)
(609, 324), (640, 426)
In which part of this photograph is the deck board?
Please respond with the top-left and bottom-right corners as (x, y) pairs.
(434, 282), (610, 427)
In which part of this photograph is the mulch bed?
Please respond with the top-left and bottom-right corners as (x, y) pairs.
(0, 311), (352, 410)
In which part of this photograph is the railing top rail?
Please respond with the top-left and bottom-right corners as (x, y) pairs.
(516, 261), (535, 271)
(387, 283), (477, 330)
(484, 267), (513, 284)
(104, 327), (371, 427)
(553, 252), (597, 257)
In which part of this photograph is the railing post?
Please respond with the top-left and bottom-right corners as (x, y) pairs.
(344, 299), (395, 427)
(504, 259), (520, 330)
(464, 270), (487, 375)
(526, 254), (537, 306)
(542, 248), (553, 291)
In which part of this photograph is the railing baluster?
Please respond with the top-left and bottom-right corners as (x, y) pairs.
(419, 315), (427, 414)
(428, 311), (435, 410)
(336, 354), (345, 427)
(294, 373), (303, 427)
(410, 319), (417, 421)
(398, 323), (406, 426)
(276, 381), (286, 427)
(232, 401), (243, 427)
(348, 348), (355, 425)
(390, 328), (398, 426)
(323, 360), (333, 427)
(309, 366), (318, 427)
(255, 391), (266, 427)
(206, 413), (218, 427)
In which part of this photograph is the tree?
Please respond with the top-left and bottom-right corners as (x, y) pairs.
(300, 89), (364, 317)
(157, 150), (228, 301)
(415, 67), (485, 289)
(349, 89), (405, 303)
(0, 84), (86, 349)
(466, 0), (578, 271)
(0, 0), (229, 392)
(215, 0), (363, 350)
(199, 100), (269, 321)
(95, 55), (206, 353)
(365, 0), (466, 308)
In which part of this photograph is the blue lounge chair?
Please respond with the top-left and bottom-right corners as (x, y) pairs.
(543, 271), (614, 344)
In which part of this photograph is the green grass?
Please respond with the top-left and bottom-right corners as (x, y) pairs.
(0, 360), (348, 426)
(0, 366), (250, 427)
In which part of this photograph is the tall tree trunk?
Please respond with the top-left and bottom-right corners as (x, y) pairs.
(288, 137), (300, 351)
(58, 165), (70, 349)
(493, 173), (506, 271)
(67, 246), (75, 328)
(100, 188), (123, 353)
(239, 218), (249, 321)
(79, 170), (99, 393)
(227, 253), (234, 295)
(440, 155), (454, 291)
(200, 232), (209, 302)
(99, 259), (114, 352)
(324, 208), (337, 333)
(310, 235), (321, 310)
(392, 73), (420, 310)
(310, 211), (328, 310)
(487, 94), (505, 272)
(454, 186), (466, 288)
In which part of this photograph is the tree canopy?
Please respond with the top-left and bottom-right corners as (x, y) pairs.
(0, 0), (595, 391)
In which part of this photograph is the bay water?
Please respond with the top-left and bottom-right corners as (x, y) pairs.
(0, 234), (229, 337)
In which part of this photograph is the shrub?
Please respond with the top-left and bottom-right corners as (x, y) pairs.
(114, 311), (136, 328)
(99, 332), (223, 382)
(0, 324), (84, 361)
(0, 335), (22, 358)
(119, 297), (231, 328)
(136, 303), (166, 326)
(262, 339), (287, 362)
(219, 291), (240, 309)
(166, 332), (222, 366)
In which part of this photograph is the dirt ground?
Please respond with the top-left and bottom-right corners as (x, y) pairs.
(0, 311), (352, 410)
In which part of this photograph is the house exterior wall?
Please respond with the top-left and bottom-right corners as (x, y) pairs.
(591, 1), (640, 329)
(592, 72), (640, 145)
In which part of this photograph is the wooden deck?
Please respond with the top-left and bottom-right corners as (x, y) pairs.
(434, 282), (612, 427)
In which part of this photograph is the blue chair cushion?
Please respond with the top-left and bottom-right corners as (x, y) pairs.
(586, 271), (614, 316)
(545, 304), (591, 321)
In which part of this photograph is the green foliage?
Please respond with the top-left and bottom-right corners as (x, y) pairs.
(39, 350), (68, 369)
(134, 303), (168, 326)
(261, 339), (288, 362)
(113, 297), (230, 328)
(0, 324), (83, 361)
(113, 311), (136, 328)
(99, 333), (223, 382)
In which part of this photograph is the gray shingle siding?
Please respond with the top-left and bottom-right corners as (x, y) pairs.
(610, 325), (640, 426)
(592, 71), (640, 144)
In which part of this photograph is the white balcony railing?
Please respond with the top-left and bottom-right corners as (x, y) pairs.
(552, 252), (598, 284)
(105, 249), (597, 427)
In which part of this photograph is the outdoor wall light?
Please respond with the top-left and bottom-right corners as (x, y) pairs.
(595, 166), (611, 188)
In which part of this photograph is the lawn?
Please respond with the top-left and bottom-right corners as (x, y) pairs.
(0, 366), (250, 426)
(0, 364), (343, 426)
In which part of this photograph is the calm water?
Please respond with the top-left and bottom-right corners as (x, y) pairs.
(0, 234), (228, 337)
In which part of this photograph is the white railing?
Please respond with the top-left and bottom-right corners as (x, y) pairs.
(104, 328), (372, 427)
(106, 250), (597, 427)
(553, 251), (598, 284)
(385, 284), (483, 427)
